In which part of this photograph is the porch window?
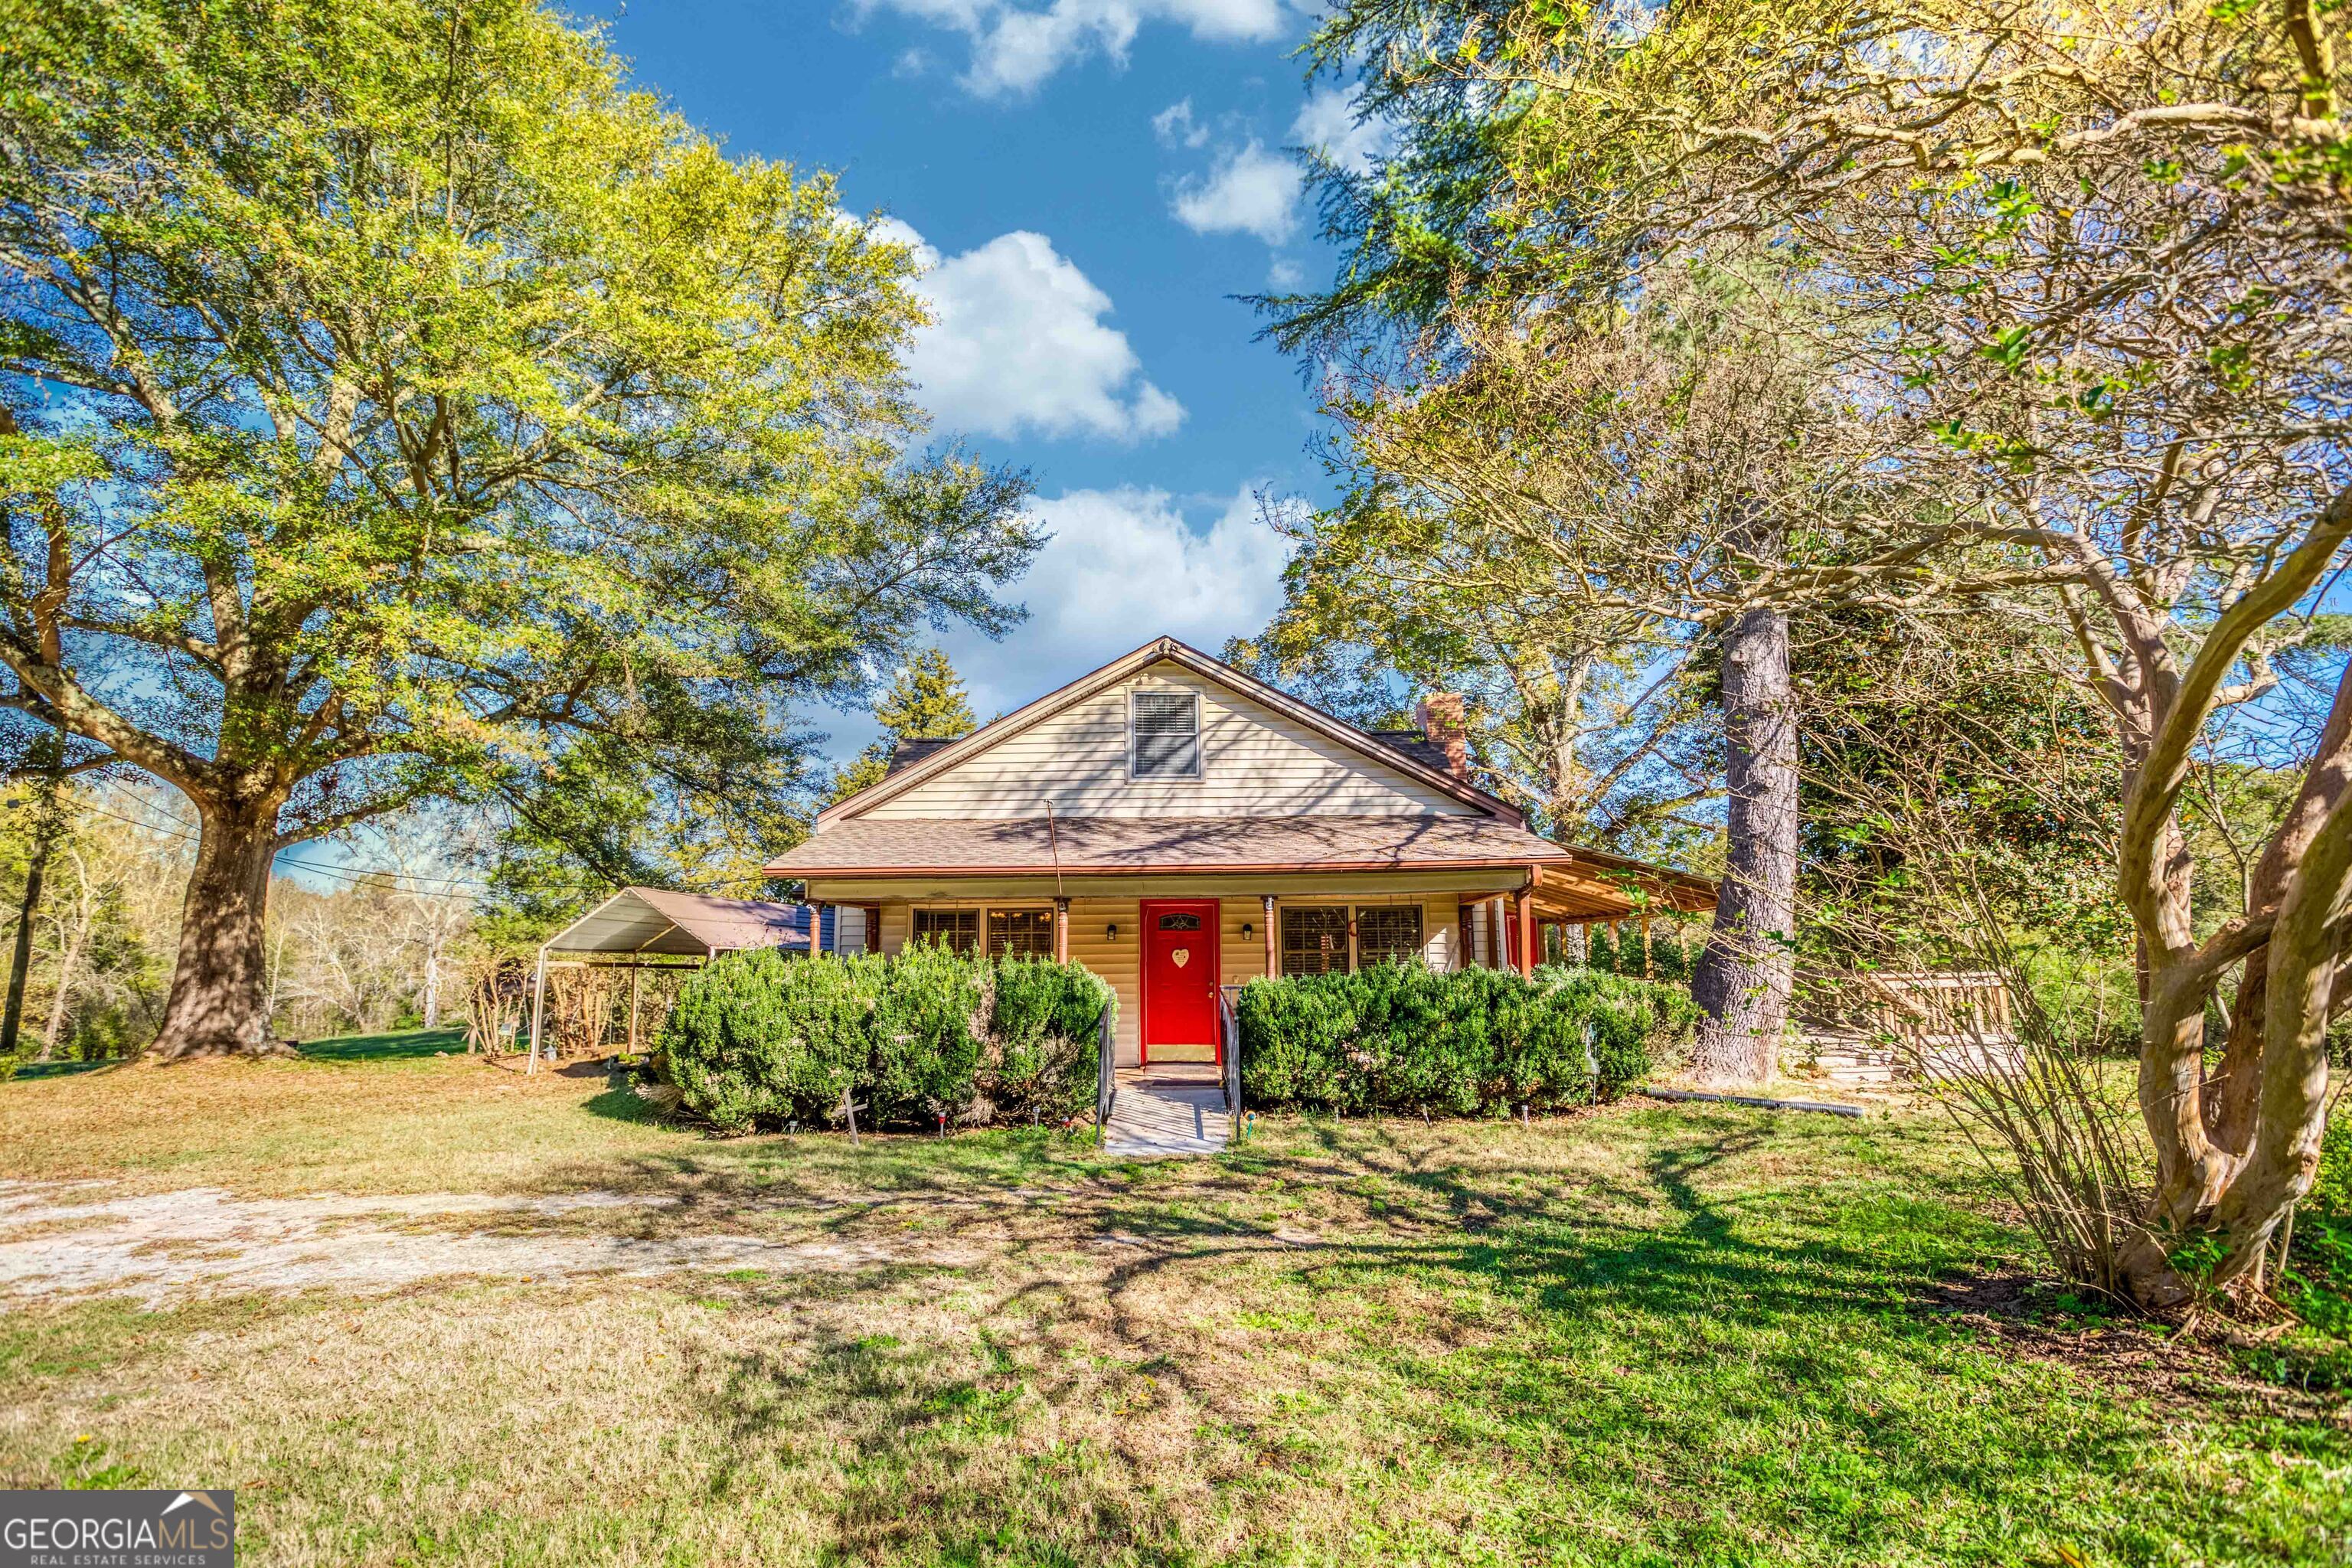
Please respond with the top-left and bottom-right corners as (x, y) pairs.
(911, 908), (979, 954)
(987, 908), (1055, 958)
(1357, 906), (1426, 968)
(1279, 906), (1349, 977)
(1130, 689), (1200, 779)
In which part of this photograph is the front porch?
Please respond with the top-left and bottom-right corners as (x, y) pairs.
(807, 877), (1496, 1068)
(804, 862), (1712, 1070)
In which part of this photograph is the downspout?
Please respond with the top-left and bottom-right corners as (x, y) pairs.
(1044, 799), (1069, 962)
(1517, 864), (1540, 978)
(1042, 799), (1065, 900)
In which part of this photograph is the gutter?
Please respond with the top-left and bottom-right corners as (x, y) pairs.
(762, 855), (1586, 878)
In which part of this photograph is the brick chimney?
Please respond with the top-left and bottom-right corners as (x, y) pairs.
(1415, 692), (1470, 780)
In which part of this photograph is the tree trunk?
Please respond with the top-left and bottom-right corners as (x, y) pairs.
(1, 848), (47, 1057)
(2205, 952), (2266, 1161)
(37, 893), (92, 1062)
(1690, 606), (1798, 1083)
(148, 803), (289, 1060)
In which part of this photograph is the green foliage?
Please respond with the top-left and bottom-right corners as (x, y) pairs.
(1236, 962), (1694, 1116)
(0, 0), (1038, 1042)
(988, 956), (1117, 1109)
(873, 648), (978, 742)
(1581, 924), (1700, 987)
(2282, 1105), (2352, 1341)
(864, 942), (984, 1125)
(658, 946), (1111, 1133)
(827, 648), (978, 805)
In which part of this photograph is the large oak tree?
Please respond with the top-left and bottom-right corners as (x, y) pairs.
(0, 0), (1037, 1057)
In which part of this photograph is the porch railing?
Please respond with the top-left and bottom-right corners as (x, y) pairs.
(1096, 999), (1118, 1144)
(1219, 984), (1243, 1142)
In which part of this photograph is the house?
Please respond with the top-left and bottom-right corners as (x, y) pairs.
(766, 637), (1714, 1068)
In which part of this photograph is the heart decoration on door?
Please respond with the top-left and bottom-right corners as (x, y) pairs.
(1171, 949), (1190, 968)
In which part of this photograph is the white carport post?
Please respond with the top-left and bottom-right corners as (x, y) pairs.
(527, 942), (550, 1075)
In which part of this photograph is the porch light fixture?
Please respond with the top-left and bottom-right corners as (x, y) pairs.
(1241, 922), (1254, 938)
(1106, 923), (1119, 941)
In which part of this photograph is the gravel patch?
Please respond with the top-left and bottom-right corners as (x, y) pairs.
(0, 1181), (974, 1304)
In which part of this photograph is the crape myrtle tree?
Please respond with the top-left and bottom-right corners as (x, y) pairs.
(0, 0), (1040, 1058)
(1388, 0), (2352, 1302)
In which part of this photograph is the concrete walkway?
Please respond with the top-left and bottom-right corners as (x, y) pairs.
(1102, 1064), (1232, 1158)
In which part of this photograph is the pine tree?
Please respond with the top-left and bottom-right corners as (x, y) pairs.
(828, 651), (977, 804)
(874, 649), (977, 742)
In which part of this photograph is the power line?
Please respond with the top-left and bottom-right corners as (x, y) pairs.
(64, 797), (616, 899)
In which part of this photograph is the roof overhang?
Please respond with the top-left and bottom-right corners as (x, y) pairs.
(1525, 859), (1717, 920)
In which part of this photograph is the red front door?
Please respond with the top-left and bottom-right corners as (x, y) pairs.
(1140, 899), (1220, 1063)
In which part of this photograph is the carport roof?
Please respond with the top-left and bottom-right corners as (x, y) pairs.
(542, 887), (811, 957)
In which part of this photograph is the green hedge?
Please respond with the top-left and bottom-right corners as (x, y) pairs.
(658, 946), (1113, 1134)
(1583, 926), (1700, 986)
(1237, 962), (1697, 1116)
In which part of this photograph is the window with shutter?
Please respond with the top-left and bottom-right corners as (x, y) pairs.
(1356, 906), (1426, 968)
(986, 908), (1054, 957)
(911, 908), (979, 954)
(1279, 906), (1350, 977)
(1130, 689), (1200, 779)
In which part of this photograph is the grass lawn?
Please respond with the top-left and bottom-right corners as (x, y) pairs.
(0, 1043), (2344, 1566)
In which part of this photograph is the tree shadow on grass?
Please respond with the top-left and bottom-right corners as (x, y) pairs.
(295, 1027), (467, 1063)
(2, 1057), (115, 1082)
(702, 1298), (1202, 1567)
(701, 1110), (2305, 1564)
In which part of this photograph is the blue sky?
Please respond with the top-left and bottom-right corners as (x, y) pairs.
(579, 0), (1382, 754)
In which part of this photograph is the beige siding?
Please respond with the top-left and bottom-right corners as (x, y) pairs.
(1065, 897), (1142, 1067)
(1223, 899), (1270, 991)
(867, 889), (1462, 1069)
(1426, 896), (1462, 972)
(877, 901), (911, 956)
(864, 662), (1472, 819)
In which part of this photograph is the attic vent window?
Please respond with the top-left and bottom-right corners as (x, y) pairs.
(1130, 689), (1200, 779)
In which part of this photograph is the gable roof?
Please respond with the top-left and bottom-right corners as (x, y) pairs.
(544, 887), (812, 956)
(818, 635), (1525, 828)
(1368, 728), (1452, 773)
(884, 737), (961, 776)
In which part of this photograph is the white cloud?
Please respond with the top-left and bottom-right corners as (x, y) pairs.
(1170, 140), (1302, 245)
(942, 485), (1296, 717)
(1289, 85), (1391, 175)
(858, 0), (1289, 98)
(1152, 98), (1210, 149)
(877, 220), (1183, 443)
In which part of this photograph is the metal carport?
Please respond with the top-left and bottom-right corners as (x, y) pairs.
(524, 887), (812, 1070)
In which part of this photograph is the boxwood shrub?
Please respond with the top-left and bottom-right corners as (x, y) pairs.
(1236, 962), (1696, 1116)
(658, 943), (1112, 1134)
